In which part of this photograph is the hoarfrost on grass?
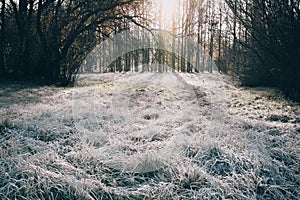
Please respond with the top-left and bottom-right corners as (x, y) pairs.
(0, 72), (299, 199)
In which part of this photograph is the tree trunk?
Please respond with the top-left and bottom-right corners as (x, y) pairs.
(196, 18), (201, 73)
(218, 3), (222, 72)
(134, 50), (139, 72)
(171, 19), (176, 72)
(0, 0), (5, 76)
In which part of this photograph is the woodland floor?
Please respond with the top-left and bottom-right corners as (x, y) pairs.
(0, 72), (299, 199)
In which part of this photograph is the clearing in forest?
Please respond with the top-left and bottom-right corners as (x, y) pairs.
(0, 72), (299, 199)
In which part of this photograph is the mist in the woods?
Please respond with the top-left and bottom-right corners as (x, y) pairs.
(0, 0), (299, 199)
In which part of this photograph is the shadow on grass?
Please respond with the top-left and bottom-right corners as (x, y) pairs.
(0, 80), (59, 108)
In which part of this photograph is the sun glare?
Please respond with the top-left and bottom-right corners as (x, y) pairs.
(153, 0), (180, 29)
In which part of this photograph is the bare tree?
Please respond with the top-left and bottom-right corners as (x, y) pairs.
(0, 0), (5, 75)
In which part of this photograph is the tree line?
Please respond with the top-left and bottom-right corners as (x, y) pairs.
(0, 0), (146, 85)
(225, 0), (300, 100)
(154, 0), (299, 100)
(0, 0), (299, 100)
(164, 0), (299, 100)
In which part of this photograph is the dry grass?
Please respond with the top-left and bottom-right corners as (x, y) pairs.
(0, 73), (299, 199)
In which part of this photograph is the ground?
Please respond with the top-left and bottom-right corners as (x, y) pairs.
(0, 72), (299, 199)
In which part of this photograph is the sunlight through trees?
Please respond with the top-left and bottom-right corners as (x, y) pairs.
(0, 0), (299, 99)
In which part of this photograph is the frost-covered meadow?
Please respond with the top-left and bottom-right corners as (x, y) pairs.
(1, 72), (299, 199)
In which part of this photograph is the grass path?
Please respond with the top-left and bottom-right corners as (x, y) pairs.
(1, 73), (299, 199)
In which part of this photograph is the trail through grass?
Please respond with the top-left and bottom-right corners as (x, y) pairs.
(0, 73), (299, 199)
